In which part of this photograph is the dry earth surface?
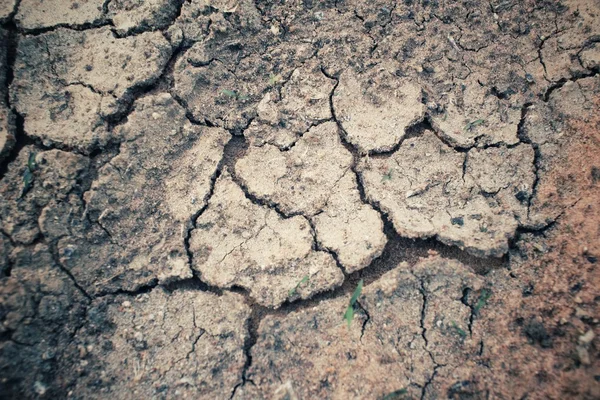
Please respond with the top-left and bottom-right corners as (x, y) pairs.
(0, 0), (599, 399)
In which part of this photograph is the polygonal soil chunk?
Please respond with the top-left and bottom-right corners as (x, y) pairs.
(539, 0), (600, 83)
(428, 80), (522, 148)
(236, 121), (386, 271)
(235, 121), (353, 216)
(313, 172), (387, 273)
(580, 43), (600, 71)
(10, 27), (172, 150)
(333, 67), (425, 153)
(108, 0), (182, 35)
(175, 0), (263, 47)
(466, 144), (535, 223)
(0, 0), (16, 22)
(236, 257), (483, 400)
(190, 170), (343, 308)
(357, 130), (535, 257)
(0, 147), (90, 245)
(60, 288), (250, 399)
(173, 46), (270, 132)
(246, 60), (334, 148)
(15, 0), (105, 30)
(0, 244), (88, 399)
(58, 93), (230, 295)
(523, 76), (600, 227)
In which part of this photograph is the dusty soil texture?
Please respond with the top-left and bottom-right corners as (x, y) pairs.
(0, 0), (599, 399)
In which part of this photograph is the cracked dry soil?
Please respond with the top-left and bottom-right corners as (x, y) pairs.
(0, 0), (599, 399)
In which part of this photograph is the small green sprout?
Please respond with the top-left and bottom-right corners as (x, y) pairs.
(464, 118), (485, 131)
(20, 152), (37, 199)
(221, 89), (237, 97)
(221, 89), (250, 101)
(450, 321), (467, 338)
(27, 152), (36, 170)
(474, 289), (492, 313)
(288, 275), (310, 297)
(382, 170), (393, 182)
(268, 74), (282, 85)
(344, 279), (364, 328)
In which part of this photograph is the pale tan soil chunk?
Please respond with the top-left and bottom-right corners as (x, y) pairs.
(15, 0), (105, 30)
(0, 0), (17, 22)
(57, 93), (229, 295)
(333, 67), (425, 153)
(60, 288), (250, 400)
(580, 43), (600, 71)
(0, 244), (87, 399)
(15, 0), (181, 34)
(236, 121), (353, 217)
(0, 147), (89, 245)
(190, 170), (343, 308)
(175, 0), (263, 46)
(313, 173), (387, 273)
(10, 27), (172, 150)
(246, 60), (335, 149)
(236, 257), (483, 399)
(108, 0), (182, 35)
(524, 76), (600, 227)
(540, 0), (600, 83)
(357, 130), (535, 257)
(236, 121), (387, 271)
(1, 0), (600, 398)
(428, 79), (522, 148)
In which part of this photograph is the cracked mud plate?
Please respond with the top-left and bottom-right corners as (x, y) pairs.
(0, 1), (599, 399)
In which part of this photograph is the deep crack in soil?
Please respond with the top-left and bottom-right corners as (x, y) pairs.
(1, 0), (599, 399)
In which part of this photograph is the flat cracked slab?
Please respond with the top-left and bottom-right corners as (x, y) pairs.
(190, 170), (343, 308)
(62, 288), (250, 399)
(333, 67), (425, 153)
(236, 121), (387, 271)
(246, 60), (335, 149)
(0, 147), (90, 245)
(1, 244), (87, 399)
(15, 0), (180, 34)
(1, 0), (599, 398)
(58, 93), (230, 295)
(10, 27), (172, 150)
(357, 130), (535, 257)
(428, 79), (522, 148)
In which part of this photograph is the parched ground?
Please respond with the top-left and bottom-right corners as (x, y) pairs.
(0, 0), (599, 399)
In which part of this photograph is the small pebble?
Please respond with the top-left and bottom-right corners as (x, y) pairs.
(577, 345), (591, 365)
(579, 330), (594, 345)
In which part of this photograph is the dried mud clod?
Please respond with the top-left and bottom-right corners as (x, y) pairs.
(0, 0), (599, 398)
(190, 169), (344, 308)
(58, 93), (229, 295)
(60, 288), (250, 400)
